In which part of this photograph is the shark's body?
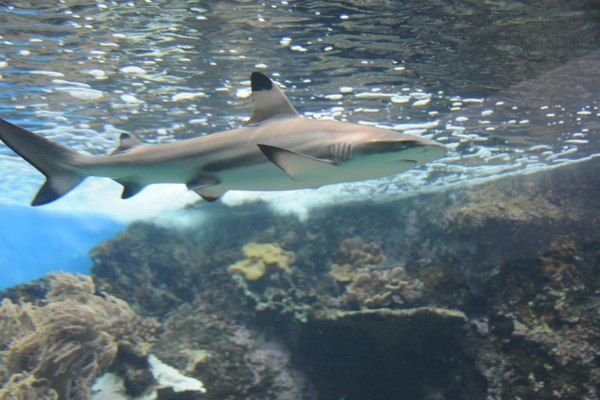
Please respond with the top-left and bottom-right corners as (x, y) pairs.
(0, 72), (446, 206)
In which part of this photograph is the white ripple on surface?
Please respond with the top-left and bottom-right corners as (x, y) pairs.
(29, 70), (65, 77)
(119, 66), (147, 76)
(55, 87), (104, 100)
(171, 92), (208, 102)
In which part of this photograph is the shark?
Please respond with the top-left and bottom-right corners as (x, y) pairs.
(0, 72), (446, 206)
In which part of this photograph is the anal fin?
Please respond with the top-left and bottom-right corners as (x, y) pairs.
(116, 179), (145, 199)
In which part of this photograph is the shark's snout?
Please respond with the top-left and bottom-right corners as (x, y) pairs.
(412, 139), (447, 163)
(358, 135), (447, 164)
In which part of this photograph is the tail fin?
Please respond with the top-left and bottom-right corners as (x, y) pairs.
(0, 118), (85, 206)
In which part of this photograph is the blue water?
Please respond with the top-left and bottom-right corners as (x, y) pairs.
(0, 203), (123, 289)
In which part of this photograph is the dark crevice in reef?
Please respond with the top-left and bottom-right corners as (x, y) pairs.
(291, 310), (486, 400)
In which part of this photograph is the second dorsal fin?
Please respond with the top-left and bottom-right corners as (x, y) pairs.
(111, 132), (144, 155)
(247, 72), (300, 125)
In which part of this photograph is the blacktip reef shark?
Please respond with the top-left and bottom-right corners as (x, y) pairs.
(0, 72), (446, 206)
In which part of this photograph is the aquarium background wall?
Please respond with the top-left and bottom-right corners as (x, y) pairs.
(0, 203), (122, 289)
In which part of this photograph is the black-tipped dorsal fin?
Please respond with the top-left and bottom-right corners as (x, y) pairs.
(111, 132), (144, 155)
(247, 72), (300, 125)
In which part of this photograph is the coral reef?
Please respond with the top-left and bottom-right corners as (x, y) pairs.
(464, 235), (600, 399)
(91, 222), (213, 317)
(228, 242), (295, 281)
(0, 273), (159, 400)
(151, 289), (310, 400)
(226, 242), (333, 322)
(73, 157), (599, 399)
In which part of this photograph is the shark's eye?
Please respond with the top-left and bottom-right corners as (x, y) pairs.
(397, 141), (419, 150)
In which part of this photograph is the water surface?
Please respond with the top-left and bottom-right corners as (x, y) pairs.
(0, 0), (598, 214)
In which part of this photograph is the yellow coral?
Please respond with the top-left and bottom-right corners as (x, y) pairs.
(228, 243), (294, 281)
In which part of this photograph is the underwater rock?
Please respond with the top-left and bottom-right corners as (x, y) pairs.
(228, 242), (295, 281)
(312, 306), (467, 337)
(0, 273), (159, 400)
(91, 222), (215, 316)
(463, 235), (600, 400)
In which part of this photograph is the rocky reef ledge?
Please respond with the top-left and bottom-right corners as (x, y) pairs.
(1, 158), (598, 399)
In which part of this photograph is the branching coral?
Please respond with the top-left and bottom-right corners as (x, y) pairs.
(228, 243), (295, 281)
(0, 273), (159, 400)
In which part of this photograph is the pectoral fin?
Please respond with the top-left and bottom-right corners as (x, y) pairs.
(257, 144), (338, 181)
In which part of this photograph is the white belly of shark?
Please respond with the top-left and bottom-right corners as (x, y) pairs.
(0, 72), (446, 206)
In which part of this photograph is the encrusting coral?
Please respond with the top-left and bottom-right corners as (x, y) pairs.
(329, 238), (423, 309)
(228, 242), (295, 281)
(0, 273), (159, 400)
(329, 237), (386, 282)
(344, 266), (424, 309)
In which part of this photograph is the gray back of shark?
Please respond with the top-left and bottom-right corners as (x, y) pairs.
(0, 72), (446, 206)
